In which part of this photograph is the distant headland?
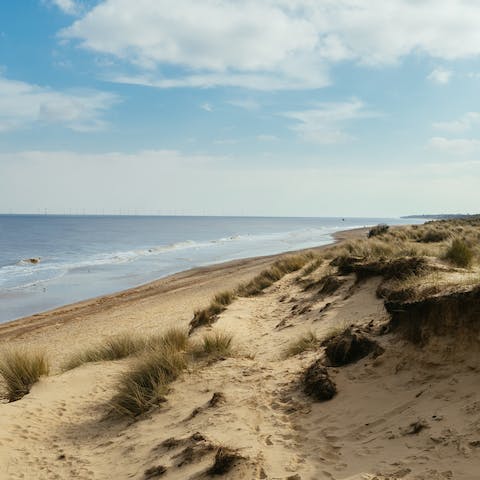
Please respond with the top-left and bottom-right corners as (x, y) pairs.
(402, 213), (480, 220)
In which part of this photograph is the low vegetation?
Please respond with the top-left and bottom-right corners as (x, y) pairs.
(0, 348), (50, 401)
(189, 253), (313, 333)
(418, 229), (450, 243)
(237, 253), (313, 297)
(63, 333), (147, 371)
(445, 238), (474, 268)
(157, 327), (189, 351)
(368, 223), (389, 238)
(319, 323), (350, 345)
(111, 328), (233, 417)
(300, 256), (323, 276)
(190, 290), (236, 333)
(192, 331), (233, 360)
(111, 344), (188, 417)
(283, 331), (319, 357)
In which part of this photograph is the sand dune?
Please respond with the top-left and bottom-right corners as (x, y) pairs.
(1, 225), (480, 479)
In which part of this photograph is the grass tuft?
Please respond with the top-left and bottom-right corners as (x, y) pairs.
(283, 331), (318, 357)
(368, 224), (389, 238)
(238, 254), (312, 297)
(418, 230), (450, 243)
(192, 331), (233, 360)
(189, 290), (236, 333)
(151, 327), (189, 351)
(63, 328), (189, 371)
(111, 345), (188, 417)
(300, 257), (323, 277)
(63, 333), (147, 371)
(320, 323), (350, 345)
(0, 348), (50, 401)
(445, 238), (474, 268)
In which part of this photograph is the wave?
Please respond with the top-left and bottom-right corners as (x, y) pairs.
(0, 225), (361, 291)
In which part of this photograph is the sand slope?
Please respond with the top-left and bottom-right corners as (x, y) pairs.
(1, 241), (480, 479)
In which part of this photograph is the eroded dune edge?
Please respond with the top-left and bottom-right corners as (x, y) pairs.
(1, 220), (480, 480)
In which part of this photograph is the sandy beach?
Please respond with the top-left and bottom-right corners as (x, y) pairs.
(0, 229), (362, 367)
(1, 223), (480, 479)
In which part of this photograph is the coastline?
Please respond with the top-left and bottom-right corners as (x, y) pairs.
(3, 219), (480, 479)
(0, 227), (368, 364)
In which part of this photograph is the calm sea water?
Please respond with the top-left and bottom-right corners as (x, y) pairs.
(0, 215), (420, 323)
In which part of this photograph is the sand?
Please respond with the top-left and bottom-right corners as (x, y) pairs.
(1, 227), (479, 479)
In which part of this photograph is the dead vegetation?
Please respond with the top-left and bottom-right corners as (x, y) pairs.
(444, 238), (474, 268)
(208, 447), (244, 475)
(302, 359), (337, 401)
(324, 328), (383, 366)
(283, 331), (319, 357)
(0, 348), (50, 401)
(368, 223), (389, 238)
(322, 218), (480, 306)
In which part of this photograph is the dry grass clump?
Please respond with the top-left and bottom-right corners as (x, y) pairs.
(152, 327), (189, 351)
(379, 270), (480, 302)
(111, 328), (229, 417)
(238, 253), (312, 297)
(192, 331), (233, 360)
(0, 348), (50, 401)
(299, 256), (323, 277)
(283, 331), (318, 357)
(111, 345), (188, 417)
(190, 290), (236, 333)
(444, 238), (474, 268)
(368, 223), (389, 238)
(319, 323), (350, 345)
(418, 229), (450, 243)
(63, 333), (147, 371)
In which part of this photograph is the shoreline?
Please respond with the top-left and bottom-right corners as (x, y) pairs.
(0, 227), (368, 351)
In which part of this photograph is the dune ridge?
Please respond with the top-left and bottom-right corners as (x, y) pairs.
(1, 221), (480, 479)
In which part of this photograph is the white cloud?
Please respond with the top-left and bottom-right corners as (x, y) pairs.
(427, 67), (453, 85)
(59, 1), (480, 90)
(433, 112), (480, 133)
(200, 103), (213, 112)
(0, 74), (118, 132)
(428, 137), (480, 155)
(228, 99), (260, 111)
(47, 0), (79, 15)
(283, 99), (377, 144)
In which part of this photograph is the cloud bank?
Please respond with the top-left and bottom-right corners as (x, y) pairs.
(0, 74), (119, 132)
(60, 0), (480, 90)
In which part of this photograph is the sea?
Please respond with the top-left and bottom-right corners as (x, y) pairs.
(0, 215), (421, 323)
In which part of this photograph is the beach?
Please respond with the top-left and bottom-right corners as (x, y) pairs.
(0, 229), (364, 367)
(0, 215), (420, 324)
(1, 221), (480, 479)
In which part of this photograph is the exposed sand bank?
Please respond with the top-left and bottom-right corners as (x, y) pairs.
(2, 223), (479, 479)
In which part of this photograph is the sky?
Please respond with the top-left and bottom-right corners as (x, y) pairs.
(1, 0), (480, 217)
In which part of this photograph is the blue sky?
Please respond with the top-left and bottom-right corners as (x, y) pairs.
(1, 0), (480, 216)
